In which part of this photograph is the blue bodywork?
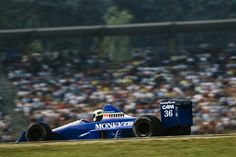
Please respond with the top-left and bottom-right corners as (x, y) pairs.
(17, 100), (193, 142)
(17, 104), (136, 142)
(160, 100), (193, 128)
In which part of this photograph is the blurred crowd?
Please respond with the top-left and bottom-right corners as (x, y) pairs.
(0, 111), (13, 141)
(1, 47), (236, 141)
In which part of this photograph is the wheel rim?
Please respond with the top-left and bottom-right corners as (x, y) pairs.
(27, 127), (44, 141)
(136, 119), (152, 137)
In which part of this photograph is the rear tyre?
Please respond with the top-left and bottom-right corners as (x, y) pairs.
(26, 122), (52, 141)
(133, 115), (163, 137)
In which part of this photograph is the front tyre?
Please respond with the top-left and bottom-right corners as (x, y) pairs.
(26, 122), (52, 141)
(133, 115), (163, 137)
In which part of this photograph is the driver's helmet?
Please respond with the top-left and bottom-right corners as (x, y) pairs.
(93, 109), (103, 122)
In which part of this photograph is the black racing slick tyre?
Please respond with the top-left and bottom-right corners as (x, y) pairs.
(26, 122), (52, 141)
(133, 115), (163, 137)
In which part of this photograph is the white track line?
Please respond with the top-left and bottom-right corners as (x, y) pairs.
(1, 133), (236, 147)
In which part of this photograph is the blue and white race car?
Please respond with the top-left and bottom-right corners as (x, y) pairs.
(17, 100), (193, 142)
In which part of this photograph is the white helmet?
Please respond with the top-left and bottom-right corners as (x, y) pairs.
(93, 109), (103, 122)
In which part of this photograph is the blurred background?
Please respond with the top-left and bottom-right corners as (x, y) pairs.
(1, 0), (236, 142)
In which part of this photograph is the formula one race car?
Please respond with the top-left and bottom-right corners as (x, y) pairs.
(17, 100), (193, 142)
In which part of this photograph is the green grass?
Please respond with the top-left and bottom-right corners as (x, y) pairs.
(0, 136), (236, 157)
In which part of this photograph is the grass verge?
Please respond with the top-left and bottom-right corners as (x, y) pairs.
(0, 135), (236, 157)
